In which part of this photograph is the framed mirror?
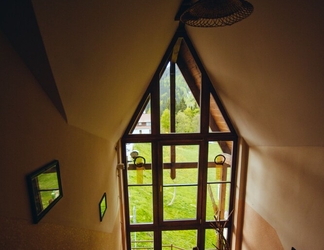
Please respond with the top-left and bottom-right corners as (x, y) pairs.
(99, 192), (107, 222)
(26, 160), (63, 223)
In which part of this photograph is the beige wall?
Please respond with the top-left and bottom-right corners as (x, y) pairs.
(242, 146), (324, 250)
(0, 32), (121, 249)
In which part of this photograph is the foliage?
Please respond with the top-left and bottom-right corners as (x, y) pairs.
(176, 97), (187, 113)
(159, 62), (201, 134)
(176, 111), (191, 132)
(161, 109), (170, 133)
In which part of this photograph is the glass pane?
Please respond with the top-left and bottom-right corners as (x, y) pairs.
(164, 168), (198, 185)
(206, 183), (231, 221)
(163, 186), (197, 220)
(175, 64), (200, 133)
(175, 144), (199, 163)
(205, 228), (217, 250)
(207, 141), (223, 162)
(160, 63), (170, 134)
(131, 99), (151, 134)
(162, 230), (197, 250)
(163, 145), (199, 184)
(160, 57), (201, 135)
(129, 186), (153, 224)
(209, 94), (230, 133)
(207, 165), (232, 183)
(162, 144), (199, 221)
(127, 167), (152, 185)
(207, 141), (232, 182)
(131, 231), (154, 250)
(205, 228), (228, 250)
(127, 143), (152, 185)
(163, 145), (199, 163)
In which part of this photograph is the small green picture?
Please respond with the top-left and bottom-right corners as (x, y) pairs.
(99, 193), (107, 221)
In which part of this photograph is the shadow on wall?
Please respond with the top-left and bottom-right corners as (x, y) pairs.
(242, 202), (284, 250)
(245, 146), (324, 250)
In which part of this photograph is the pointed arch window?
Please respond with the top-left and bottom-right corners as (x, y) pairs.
(121, 27), (238, 250)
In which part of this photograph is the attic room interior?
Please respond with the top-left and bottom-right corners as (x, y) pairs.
(0, 0), (323, 249)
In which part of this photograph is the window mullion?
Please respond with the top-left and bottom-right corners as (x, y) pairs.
(170, 62), (176, 133)
(197, 140), (208, 249)
(151, 74), (160, 135)
(200, 72), (210, 134)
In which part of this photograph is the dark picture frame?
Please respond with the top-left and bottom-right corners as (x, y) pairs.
(26, 160), (63, 223)
(99, 192), (107, 222)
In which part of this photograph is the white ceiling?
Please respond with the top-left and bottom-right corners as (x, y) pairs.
(28, 0), (324, 146)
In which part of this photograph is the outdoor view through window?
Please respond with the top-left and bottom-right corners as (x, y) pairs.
(121, 32), (237, 250)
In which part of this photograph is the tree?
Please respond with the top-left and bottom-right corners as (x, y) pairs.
(161, 109), (170, 133)
(191, 113), (200, 133)
(176, 111), (191, 133)
(176, 98), (187, 113)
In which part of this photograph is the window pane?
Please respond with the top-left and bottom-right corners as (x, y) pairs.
(131, 231), (154, 250)
(209, 93), (230, 133)
(160, 64), (170, 134)
(162, 230), (197, 249)
(164, 168), (198, 185)
(175, 64), (200, 134)
(163, 145), (199, 184)
(160, 60), (201, 135)
(205, 228), (228, 250)
(163, 145), (199, 163)
(206, 183), (231, 221)
(163, 186), (197, 220)
(207, 141), (223, 162)
(127, 143), (152, 185)
(127, 166), (152, 185)
(162, 144), (199, 221)
(129, 186), (153, 224)
(205, 228), (217, 250)
(207, 164), (232, 183)
(131, 99), (151, 134)
(207, 141), (232, 182)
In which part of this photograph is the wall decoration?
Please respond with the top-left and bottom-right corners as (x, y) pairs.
(99, 192), (107, 222)
(26, 160), (63, 223)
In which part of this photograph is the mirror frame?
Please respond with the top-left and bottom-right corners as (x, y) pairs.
(26, 160), (63, 223)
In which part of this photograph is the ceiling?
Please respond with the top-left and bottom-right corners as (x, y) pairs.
(1, 0), (324, 146)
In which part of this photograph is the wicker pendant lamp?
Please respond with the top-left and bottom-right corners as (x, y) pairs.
(180, 0), (254, 27)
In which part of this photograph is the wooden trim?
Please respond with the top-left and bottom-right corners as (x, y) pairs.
(121, 26), (238, 250)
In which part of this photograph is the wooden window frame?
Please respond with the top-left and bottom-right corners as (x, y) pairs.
(121, 26), (238, 250)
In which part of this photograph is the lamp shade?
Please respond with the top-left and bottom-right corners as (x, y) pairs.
(180, 0), (254, 27)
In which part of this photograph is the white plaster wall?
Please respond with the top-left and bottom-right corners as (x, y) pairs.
(243, 146), (324, 250)
(0, 31), (122, 249)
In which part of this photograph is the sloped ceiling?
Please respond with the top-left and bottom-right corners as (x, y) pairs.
(2, 0), (324, 146)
